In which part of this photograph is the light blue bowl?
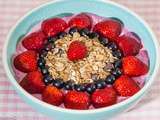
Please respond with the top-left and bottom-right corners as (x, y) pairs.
(2, 0), (160, 120)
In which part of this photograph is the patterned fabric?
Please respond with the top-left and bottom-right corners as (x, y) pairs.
(0, 0), (160, 120)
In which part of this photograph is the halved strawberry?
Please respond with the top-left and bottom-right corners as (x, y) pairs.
(68, 13), (92, 30)
(64, 91), (90, 110)
(93, 19), (122, 40)
(91, 87), (117, 108)
(122, 56), (148, 76)
(113, 75), (140, 96)
(22, 31), (46, 51)
(41, 18), (68, 37)
(20, 70), (45, 93)
(42, 86), (64, 106)
(116, 34), (142, 56)
(14, 50), (38, 73)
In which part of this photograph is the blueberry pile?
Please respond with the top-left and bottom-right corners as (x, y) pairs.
(38, 27), (123, 94)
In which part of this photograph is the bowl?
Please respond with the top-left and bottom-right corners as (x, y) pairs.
(2, 0), (160, 120)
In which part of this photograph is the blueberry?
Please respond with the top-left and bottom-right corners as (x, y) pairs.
(105, 75), (116, 84)
(52, 79), (64, 89)
(74, 84), (86, 92)
(69, 27), (79, 35)
(99, 37), (109, 46)
(64, 81), (74, 90)
(112, 50), (122, 59)
(107, 42), (117, 51)
(58, 32), (67, 39)
(79, 28), (90, 37)
(88, 32), (99, 39)
(112, 68), (122, 78)
(95, 80), (106, 89)
(114, 60), (122, 68)
(39, 50), (48, 58)
(38, 58), (45, 68)
(48, 37), (57, 43)
(43, 75), (53, 85)
(86, 84), (96, 94)
(109, 17), (124, 26)
(44, 43), (55, 51)
(130, 32), (141, 41)
(41, 68), (49, 75)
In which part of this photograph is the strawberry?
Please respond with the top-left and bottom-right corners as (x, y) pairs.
(91, 87), (117, 108)
(67, 41), (87, 61)
(122, 56), (148, 76)
(113, 75), (140, 96)
(14, 50), (38, 73)
(42, 86), (64, 106)
(68, 13), (92, 29)
(22, 31), (46, 51)
(93, 19), (122, 40)
(116, 34), (142, 56)
(20, 70), (45, 93)
(41, 18), (68, 37)
(64, 91), (90, 110)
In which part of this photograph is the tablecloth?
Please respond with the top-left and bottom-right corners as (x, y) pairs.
(0, 0), (160, 120)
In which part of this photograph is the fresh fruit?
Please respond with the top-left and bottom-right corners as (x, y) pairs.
(41, 18), (68, 37)
(22, 31), (46, 51)
(14, 51), (37, 72)
(42, 86), (64, 106)
(93, 19), (122, 39)
(68, 13), (92, 29)
(64, 91), (90, 110)
(67, 41), (87, 61)
(122, 56), (148, 76)
(113, 75), (140, 96)
(91, 87), (117, 108)
(20, 70), (45, 93)
(116, 34), (142, 56)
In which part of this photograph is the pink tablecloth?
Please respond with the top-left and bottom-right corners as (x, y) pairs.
(0, 0), (160, 120)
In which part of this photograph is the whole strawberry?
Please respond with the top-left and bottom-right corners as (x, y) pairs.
(64, 91), (90, 110)
(20, 70), (45, 93)
(14, 50), (38, 72)
(68, 13), (92, 29)
(93, 19), (122, 40)
(67, 41), (87, 61)
(91, 87), (117, 108)
(41, 18), (68, 37)
(22, 31), (46, 51)
(122, 56), (148, 76)
(113, 75), (140, 96)
(42, 86), (64, 106)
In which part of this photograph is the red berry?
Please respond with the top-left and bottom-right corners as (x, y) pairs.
(22, 31), (46, 51)
(116, 34), (142, 56)
(64, 91), (90, 110)
(113, 75), (140, 96)
(20, 70), (45, 94)
(122, 56), (148, 76)
(42, 86), (64, 106)
(68, 13), (92, 29)
(91, 87), (117, 108)
(67, 41), (87, 61)
(41, 18), (68, 37)
(93, 19), (122, 40)
(14, 50), (38, 73)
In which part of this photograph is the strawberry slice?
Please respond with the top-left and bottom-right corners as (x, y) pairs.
(41, 18), (68, 37)
(64, 91), (90, 110)
(122, 56), (148, 76)
(68, 13), (92, 30)
(14, 50), (38, 73)
(91, 87), (117, 108)
(113, 75), (140, 96)
(20, 70), (45, 93)
(42, 86), (64, 106)
(116, 34), (142, 56)
(93, 19), (122, 40)
(22, 31), (46, 51)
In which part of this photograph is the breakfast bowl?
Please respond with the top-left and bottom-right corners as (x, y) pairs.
(2, 0), (160, 120)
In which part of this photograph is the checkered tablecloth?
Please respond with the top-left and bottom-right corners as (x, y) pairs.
(0, 0), (160, 120)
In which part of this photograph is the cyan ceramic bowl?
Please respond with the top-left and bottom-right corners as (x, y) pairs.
(3, 0), (160, 120)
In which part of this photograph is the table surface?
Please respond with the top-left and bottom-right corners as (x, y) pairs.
(0, 0), (160, 120)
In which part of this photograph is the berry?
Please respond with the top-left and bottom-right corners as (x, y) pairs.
(68, 13), (92, 30)
(52, 79), (64, 89)
(112, 50), (122, 59)
(39, 50), (48, 58)
(64, 91), (90, 110)
(107, 42), (117, 51)
(99, 37), (109, 46)
(64, 82), (73, 90)
(42, 86), (64, 106)
(58, 32), (67, 39)
(112, 68), (122, 78)
(43, 75), (53, 85)
(105, 75), (116, 84)
(37, 58), (45, 67)
(14, 51), (37, 73)
(22, 31), (46, 51)
(20, 70), (45, 93)
(79, 28), (90, 37)
(122, 56), (148, 76)
(69, 27), (79, 35)
(86, 84), (96, 94)
(74, 84), (86, 92)
(67, 41), (87, 61)
(114, 60), (122, 68)
(91, 87), (117, 108)
(95, 80), (106, 89)
(93, 19), (122, 39)
(88, 32), (99, 39)
(41, 18), (68, 37)
(48, 37), (57, 43)
(41, 68), (49, 75)
(113, 75), (140, 96)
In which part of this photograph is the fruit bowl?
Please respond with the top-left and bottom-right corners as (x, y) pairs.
(2, 0), (160, 120)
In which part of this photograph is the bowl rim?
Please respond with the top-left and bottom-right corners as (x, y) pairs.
(2, 0), (160, 114)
